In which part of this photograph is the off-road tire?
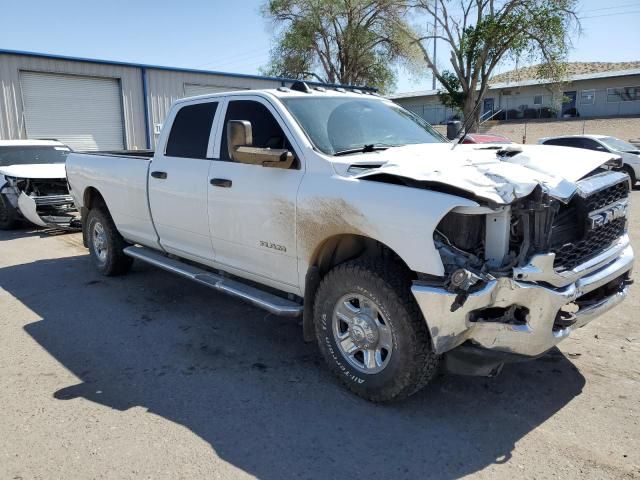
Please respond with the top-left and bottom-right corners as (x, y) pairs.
(623, 166), (637, 190)
(313, 259), (439, 402)
(86, 207), (133, 276)
(0, 194), (19, 230)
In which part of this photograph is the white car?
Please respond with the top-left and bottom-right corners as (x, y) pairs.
(0, 140), (78, 230)
(65, 84), (634, 402)
(538, 134), (640, 188)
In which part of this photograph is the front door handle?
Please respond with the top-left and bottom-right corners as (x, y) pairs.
(151, 171), (167, 179)
(210, 178), (232, 188)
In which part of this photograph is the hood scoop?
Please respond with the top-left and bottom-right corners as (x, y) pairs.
(347, 163), (385, 175)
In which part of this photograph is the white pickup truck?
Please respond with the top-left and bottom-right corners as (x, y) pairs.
(66, 83), (634, 402)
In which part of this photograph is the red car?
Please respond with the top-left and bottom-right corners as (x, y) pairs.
(461, 133), (513, 144)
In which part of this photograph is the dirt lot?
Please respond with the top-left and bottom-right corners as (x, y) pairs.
(1, 192), (639, 480)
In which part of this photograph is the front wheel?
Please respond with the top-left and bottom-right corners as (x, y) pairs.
(0, 194), (19, 230)
(623, 166), (637, 190)
(314, 259), (439, 402)
(86, 208), (133, 276)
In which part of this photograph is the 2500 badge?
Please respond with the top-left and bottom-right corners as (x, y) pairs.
(259, 240), (287, 252)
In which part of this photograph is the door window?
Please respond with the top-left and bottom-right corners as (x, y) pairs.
(543, 138), (576, 147)
(220, 100), (295, 165)
(579, 138), (607, 152)
(165, 102), (218, 158)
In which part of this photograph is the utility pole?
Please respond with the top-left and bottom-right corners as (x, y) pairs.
(431, 1), (438, 90)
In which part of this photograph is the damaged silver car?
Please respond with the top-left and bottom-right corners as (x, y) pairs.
(0, 140), (80, 230)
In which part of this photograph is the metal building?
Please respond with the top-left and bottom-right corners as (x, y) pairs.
(391, 68), (640, 125)
(0, 49), (368, 151)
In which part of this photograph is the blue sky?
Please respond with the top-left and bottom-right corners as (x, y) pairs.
(0, 0), (638, 93)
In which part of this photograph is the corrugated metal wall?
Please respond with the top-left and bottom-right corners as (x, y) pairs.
(145, 69), (281, 145)
(0, 53), (287, 149)
(0, 53), (146, 149)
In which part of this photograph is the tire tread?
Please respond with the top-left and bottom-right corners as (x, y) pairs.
(314, 258), (439, 402)
(87, 207), (133, 276)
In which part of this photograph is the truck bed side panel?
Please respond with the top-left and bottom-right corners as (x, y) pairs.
(66, 153), (160, 249)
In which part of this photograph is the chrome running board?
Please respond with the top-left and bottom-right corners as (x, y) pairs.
(123, 246), (302, 317)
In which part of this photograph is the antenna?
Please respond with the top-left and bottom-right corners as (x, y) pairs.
(451, 97), (484, 150)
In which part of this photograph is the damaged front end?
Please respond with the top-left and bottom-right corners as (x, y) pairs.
(1, 176), (80, 230)
(412, 169), (634, 375)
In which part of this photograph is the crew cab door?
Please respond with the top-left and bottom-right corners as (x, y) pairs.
(207, 97), (304, 290)
(148, 100), (220, 262)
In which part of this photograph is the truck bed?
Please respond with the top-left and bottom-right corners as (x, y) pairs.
(66, 151), (160, 249)
(77, 150), (154, 159)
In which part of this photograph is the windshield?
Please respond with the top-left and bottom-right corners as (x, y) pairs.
(282, 97), (446, 155)
(599, 137), (639, 153)
(0, 145), (71, 167)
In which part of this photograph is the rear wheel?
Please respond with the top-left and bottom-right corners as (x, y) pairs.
(86, 208), (133, 276)
(314, 259), (439, 402)
(0, 194), (19, 230)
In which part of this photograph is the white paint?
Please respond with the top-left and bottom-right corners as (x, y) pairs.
(0, 163), (67, 179)
(17, 192), (47, 227)
(66, 89), (618, 295)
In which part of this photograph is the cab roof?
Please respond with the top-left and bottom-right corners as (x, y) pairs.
(539, 134), (610, 142)
(174, 86), (382, 105)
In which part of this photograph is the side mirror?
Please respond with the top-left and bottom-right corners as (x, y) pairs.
(227, 120), (295, 169)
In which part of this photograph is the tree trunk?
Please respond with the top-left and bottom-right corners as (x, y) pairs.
(463, 95), (481, 134)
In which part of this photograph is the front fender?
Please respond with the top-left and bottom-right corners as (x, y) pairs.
(296, 174), (479, 288)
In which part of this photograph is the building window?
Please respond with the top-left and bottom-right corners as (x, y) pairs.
(607, 88), (621, 103)
(622, 86), (639, 101)
(608, 86), (640, 102)
(533, 95), (543, 105)
(580, 89), (595, 105)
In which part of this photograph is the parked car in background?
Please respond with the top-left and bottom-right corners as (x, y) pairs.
(539, 135), (640, 188)
(0, 140), (79, 230)
(461, 133), (514, 144)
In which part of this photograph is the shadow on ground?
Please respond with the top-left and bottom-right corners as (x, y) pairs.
(0, 225), (78, 241)
(3, 254), (585, 479)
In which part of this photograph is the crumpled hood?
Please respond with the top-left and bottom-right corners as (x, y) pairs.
(0, 163), (67, 180)
(346, 143), (619, 204)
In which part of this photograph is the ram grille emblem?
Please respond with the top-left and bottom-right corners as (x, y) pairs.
(588, 200), (628, 230)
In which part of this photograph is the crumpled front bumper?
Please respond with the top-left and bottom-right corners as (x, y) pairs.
(412, 237), (634, 357)
(16, 192), (80, 230)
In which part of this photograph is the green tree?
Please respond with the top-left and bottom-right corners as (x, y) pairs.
(411, 0), (579, 132)
(262, 0), (417, 92)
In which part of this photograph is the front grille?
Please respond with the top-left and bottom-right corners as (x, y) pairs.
(33, 194), (74, 206)
(551, 176), (628, 272)
(553, 218), (626, 271)
(582, 181), (628, 211)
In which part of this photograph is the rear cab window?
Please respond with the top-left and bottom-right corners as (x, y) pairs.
(165, 102), (218, 158)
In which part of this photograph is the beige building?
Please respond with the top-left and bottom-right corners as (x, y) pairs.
(390, 68), (640, 125)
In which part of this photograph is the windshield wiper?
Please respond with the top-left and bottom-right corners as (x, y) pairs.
(333, 144), (396, 156)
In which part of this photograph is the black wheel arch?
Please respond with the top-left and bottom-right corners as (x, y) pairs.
(302, 234), (416, 342)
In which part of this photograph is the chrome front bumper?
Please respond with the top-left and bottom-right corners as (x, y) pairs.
(412, 238), (634, 357)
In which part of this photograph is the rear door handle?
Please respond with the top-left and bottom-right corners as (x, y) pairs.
(151, 171), (167, 179)
(210, 178), (232, 188)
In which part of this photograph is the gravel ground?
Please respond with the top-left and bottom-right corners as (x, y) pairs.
(1, 191), (639, 480)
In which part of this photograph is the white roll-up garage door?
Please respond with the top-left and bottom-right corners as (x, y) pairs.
(20, 71), (125, 151)
(183, 83), (245, 98)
